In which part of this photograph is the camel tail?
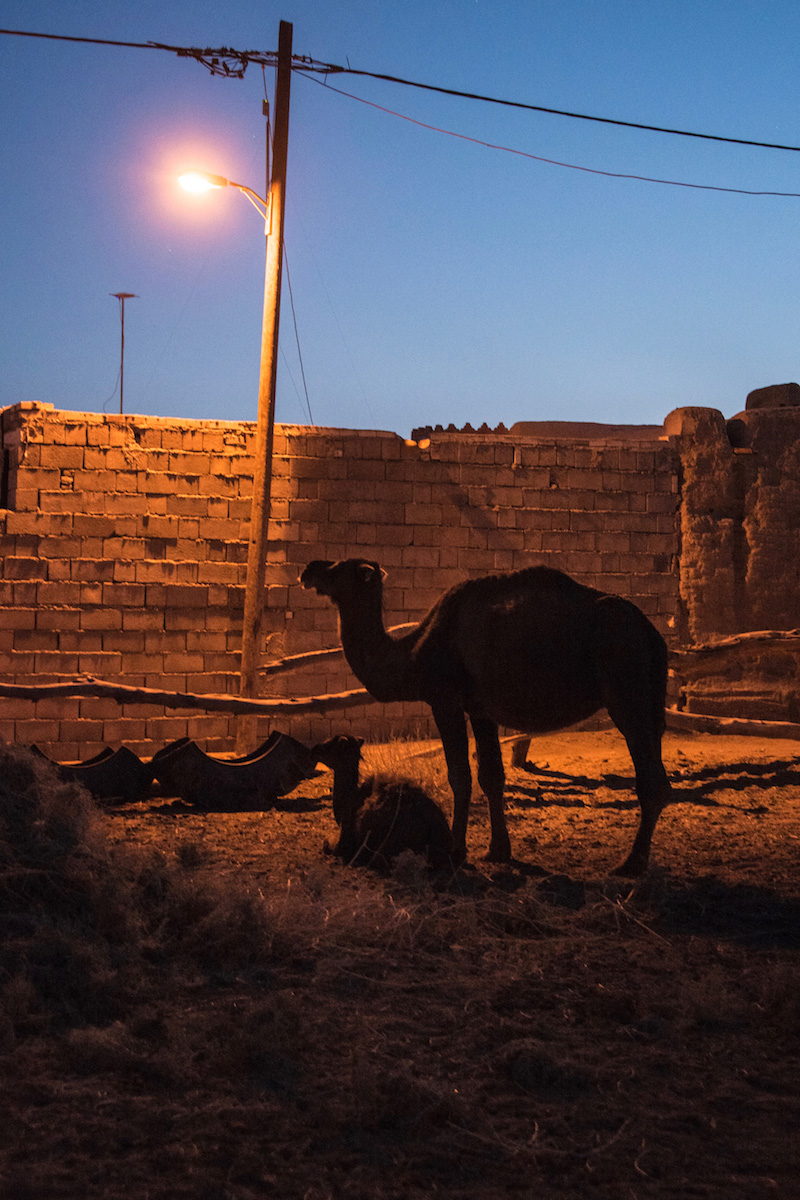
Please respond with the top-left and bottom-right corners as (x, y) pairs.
(593, 595), (669, 743)
(646, 617), (669, 739)
(622, 603), (669, 741)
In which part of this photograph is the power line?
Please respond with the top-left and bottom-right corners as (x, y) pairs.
(282, 247), (314, 424)
(308, 77), (800, 198)
(320, 65), (800, 155)
(287, 195), (377, 426)
(0, 26), (329, 78)
(2, 25), (800, 153)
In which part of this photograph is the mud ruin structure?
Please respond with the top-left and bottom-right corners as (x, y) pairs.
(0, 384), (798, 758)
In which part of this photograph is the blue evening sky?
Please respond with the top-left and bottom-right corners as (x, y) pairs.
(1, 1), (799, 437)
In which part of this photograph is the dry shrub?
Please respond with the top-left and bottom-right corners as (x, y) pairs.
(157, 870), (277, 972)
(63, 1021), (174, 1086)
(0, 745), (462, 1048)
(287, 867), (570, 963)
(362, 740), (452, 818)
(58, 996), (306, 1097)
(0, 743), (101, 864)
(0, 746), (318, 1042)
(190, 995), (304, 1096)
(0, 746), (144, 1039)
(0, 740), (468, 1037)
(260, 867), (426, 957)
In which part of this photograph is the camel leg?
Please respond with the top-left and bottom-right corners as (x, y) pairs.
(595, 599), (672, 876)
(610, 724), (671, 876)
(432, 703), (472, 864)
(470, 715), (511, 862)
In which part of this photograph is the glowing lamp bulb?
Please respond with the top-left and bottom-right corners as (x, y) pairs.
(178, 170), (228, 194)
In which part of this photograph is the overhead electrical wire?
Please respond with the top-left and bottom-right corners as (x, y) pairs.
(0, 27), (326, 78)
(287, 196), (377, 427)
(6, 23), (795, 426)
(2, 25), (800, 154)
(323, 65), (800, 154)
(282, 247), (314, 425)
(306, 77), (800, 198)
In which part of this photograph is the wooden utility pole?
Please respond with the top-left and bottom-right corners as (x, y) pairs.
(237, 19), (292, 749)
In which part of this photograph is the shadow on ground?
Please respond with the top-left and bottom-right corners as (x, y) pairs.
(512, 757), (800, 811)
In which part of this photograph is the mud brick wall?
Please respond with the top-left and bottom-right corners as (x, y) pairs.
(667, 398), (800, 719)
(279, 428), (680, 741)
(667, 401), (800, 642)
(0, 403), (255, 758)
(0, 403), (680, 757)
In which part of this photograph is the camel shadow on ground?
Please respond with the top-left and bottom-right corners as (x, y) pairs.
(438, 861), (800, 950)
(672, 758), (800, 801)
(511, 758), (800, 812)
(654, 876), (800, 950)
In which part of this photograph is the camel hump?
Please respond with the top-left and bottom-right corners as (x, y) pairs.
(419, 564), (600, 644)
(439, 564), (599, 607)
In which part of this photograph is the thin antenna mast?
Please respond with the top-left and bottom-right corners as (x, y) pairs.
(111, 292), (137, 414)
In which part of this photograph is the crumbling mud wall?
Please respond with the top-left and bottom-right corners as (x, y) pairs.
(738, 414), (800, 631)
(665, 406), (746, 642)
(668, 384), (800, 719)
(0, 403), (679, 757)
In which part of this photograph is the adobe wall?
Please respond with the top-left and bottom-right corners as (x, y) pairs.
(0, 402), (679, 757)
(667, 389), (800, 719)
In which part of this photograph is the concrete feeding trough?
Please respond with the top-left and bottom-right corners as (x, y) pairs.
(150, 731), (318, 811)
(30, 744), (155, 806)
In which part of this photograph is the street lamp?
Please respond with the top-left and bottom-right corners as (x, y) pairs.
(179, 19), (293, 750)
(178, 171), (270, 225)
(110, 291), (137, 415)
(177, 170), (228, 193)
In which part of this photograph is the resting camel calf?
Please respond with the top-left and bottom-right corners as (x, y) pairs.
(313, 734), (452, 870)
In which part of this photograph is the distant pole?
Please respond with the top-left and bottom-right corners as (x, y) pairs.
(237, 19), (292, 748)
(111, 292), (137, 414)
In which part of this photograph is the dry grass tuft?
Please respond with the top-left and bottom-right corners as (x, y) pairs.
(0, 746), (326, 1040)
(1, 745), (143, 1039)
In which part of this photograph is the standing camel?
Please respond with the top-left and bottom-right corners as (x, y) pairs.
(300, 559), (673, 875)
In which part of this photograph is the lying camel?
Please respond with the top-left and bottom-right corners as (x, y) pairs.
(313, 734), (452, 870)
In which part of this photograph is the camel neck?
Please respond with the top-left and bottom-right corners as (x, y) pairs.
(331, 758), (361, 825)
(336, 594), (416, 703)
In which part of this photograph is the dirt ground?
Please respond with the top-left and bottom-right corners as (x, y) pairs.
(2, 727), (799, 1199)
(105, 728), (800, 889)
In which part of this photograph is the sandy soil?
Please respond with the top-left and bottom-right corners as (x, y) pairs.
(107, 728), (800, 895)
(3, 728), (799, 1200)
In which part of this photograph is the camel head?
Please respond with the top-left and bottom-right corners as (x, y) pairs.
(300, 558), (386, 604)
(312, 733), (364, 772)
